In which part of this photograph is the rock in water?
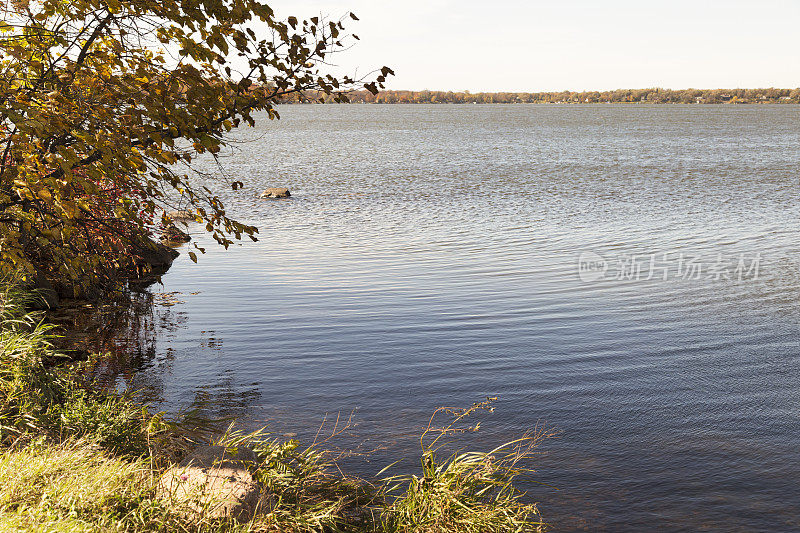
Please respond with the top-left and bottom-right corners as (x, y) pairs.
(132, 237), (179, 274)
(260, 187), (291, 198)
(157, 445), (268, 521)
(160, 223), (191, 244)
(166, 209), (196, 223)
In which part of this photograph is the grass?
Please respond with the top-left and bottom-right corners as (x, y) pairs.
(380, 401), (551, 533)
(0, 438), (156, 532)
(0, 282), (162, 457)
(0, 283), (550, 532)
(0, 438), (256, 532)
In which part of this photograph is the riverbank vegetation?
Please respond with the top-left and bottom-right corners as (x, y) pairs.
(0, 2), (553, 530)
(0, 0), (392, 300)
(0, 285), (549, 532)
(290, 87), (800, 105)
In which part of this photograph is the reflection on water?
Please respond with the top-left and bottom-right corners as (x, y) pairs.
(103, 105), (799, 531)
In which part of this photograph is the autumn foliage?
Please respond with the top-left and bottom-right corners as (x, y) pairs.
(0, 0), (391, 297)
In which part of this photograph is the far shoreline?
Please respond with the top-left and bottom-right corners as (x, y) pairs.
(280, 87), (800, 105)
(282, 100), (800, 105)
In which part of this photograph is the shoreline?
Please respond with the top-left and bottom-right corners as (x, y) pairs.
(0, 285), (549, 532)
(278, 88), (800, 105)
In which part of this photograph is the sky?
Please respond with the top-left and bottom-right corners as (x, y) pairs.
(267, 0), (800, 92)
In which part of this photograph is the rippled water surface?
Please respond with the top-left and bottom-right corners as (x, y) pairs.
(115, 104), (800, 531)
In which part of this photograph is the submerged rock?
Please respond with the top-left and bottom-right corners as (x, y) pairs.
(260, 187), (291, 198)
(166, 209), (197, 223)
(157, 445), (267, 521)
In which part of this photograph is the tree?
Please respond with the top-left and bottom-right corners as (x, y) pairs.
(0, 0), (392, 296)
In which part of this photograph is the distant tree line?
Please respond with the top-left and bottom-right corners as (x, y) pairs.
(281, 87), (800, 104)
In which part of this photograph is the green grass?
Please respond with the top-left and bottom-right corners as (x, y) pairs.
(0, 438), (259, 532)
(380, 401), (549, 533)
(0, 284), (550, 532)
(0, 283), (161, 457)
(0, 438), (154, 532)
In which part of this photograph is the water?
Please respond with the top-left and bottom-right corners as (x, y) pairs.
(109, 104), (800, 531)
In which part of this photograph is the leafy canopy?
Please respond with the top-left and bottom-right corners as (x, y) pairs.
(0, 0), (392, 295)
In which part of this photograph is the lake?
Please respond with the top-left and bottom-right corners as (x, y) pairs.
(107, 104), (800, 531)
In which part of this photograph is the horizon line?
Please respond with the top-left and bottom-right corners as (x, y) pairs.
(371, 87), (800, 93)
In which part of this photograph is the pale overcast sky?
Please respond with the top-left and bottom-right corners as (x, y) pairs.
(268, 0), (800, 92)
